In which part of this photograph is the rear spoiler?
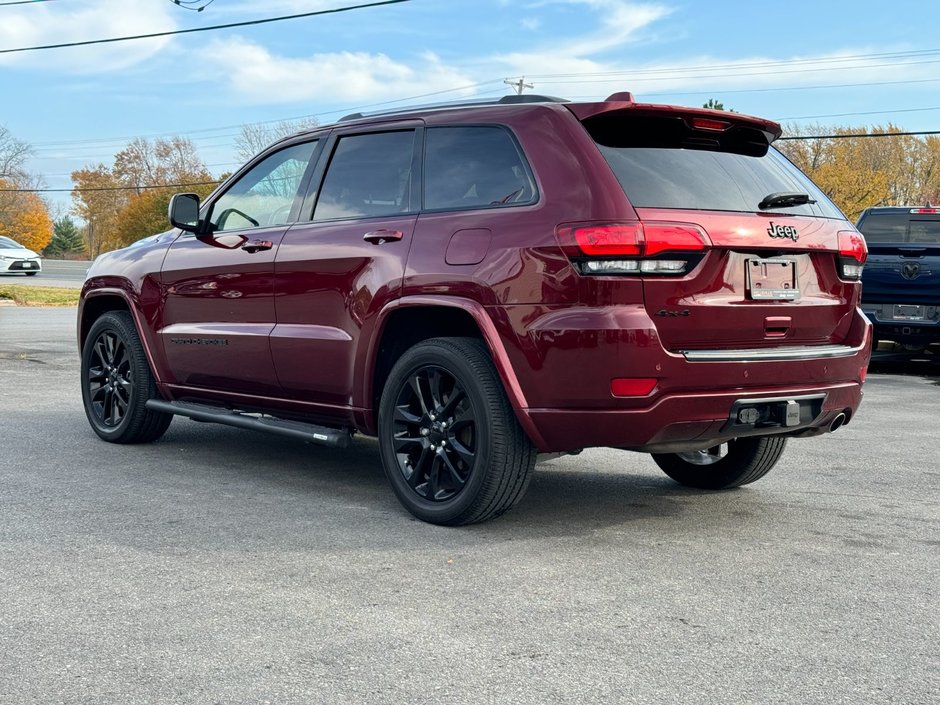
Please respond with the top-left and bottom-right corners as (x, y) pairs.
(564, 94), (782, 144)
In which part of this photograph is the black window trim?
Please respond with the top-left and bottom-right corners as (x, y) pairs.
(420, 123), (540, 215)
(302, 123), (424, 225)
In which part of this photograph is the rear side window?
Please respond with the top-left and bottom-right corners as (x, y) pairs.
(858, 212), (940, 243)
(424, 126), (536, 211)
(314, 131), (415, 221)
(589, 115), (842, 218)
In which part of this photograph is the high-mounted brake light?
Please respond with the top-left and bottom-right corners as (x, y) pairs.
(911, 208), (938, 214)
(690, 117), (732, 131)
(556, 222), (710, 276)
(837, 230), (868, 280)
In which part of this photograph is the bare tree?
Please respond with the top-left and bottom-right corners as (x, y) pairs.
(0, 124), (33, 184)
(234, 118), (319, 163)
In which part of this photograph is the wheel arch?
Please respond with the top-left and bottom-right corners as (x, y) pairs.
(361, 296), (545, 446)
(79, 288), (163, 385)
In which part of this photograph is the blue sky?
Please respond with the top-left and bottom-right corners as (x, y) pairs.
(2, 0), (940, 212)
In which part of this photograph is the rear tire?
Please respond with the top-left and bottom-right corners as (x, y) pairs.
(652, 436), (787, 490)
(81, 311), (172, 444)
(377, 337), (535, 525)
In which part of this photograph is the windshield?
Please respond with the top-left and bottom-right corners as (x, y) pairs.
(0, 238), (24, 249)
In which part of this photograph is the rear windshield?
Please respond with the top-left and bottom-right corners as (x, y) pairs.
(856, 212), (940, 244)
(588, 115), (843, 218)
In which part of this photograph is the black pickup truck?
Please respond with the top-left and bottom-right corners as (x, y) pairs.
(856, 206), (940, 351)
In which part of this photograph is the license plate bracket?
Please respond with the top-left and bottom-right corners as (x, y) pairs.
(892, 304), (925, 320)
(747, 258), (799, 301)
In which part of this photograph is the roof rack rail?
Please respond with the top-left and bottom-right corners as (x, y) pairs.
(338, 94), (569, 123)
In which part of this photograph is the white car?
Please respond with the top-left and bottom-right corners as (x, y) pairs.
(0, 236), (42, 276)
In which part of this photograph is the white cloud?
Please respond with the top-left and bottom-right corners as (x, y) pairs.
(0, 0), (177, 72)
(197, 37), (475, 105)
(521, 17), (541, 31)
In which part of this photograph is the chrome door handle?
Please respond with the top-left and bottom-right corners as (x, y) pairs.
(242, 240), (274, 253)
(363, 230), (404, 245)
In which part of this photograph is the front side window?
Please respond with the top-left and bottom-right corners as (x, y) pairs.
(314, 131), (415, 221)
(209, 141), (317, 232)
(424, 126), (536, 211)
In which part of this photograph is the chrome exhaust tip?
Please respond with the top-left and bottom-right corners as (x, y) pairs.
(829, 412), (847, 432)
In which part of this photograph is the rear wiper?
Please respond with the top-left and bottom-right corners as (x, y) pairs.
(758, 192), (816, 210)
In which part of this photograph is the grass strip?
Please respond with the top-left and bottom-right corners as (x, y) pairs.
(0, 284), (80, 307)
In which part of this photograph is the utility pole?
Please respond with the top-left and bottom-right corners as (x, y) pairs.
(504, 77), (534, 95)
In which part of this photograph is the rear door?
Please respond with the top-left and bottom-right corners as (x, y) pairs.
(583, 111), (859, 350)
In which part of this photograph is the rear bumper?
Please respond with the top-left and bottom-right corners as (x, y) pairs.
(496, 304), (871, 452)
(522, 381), (862, 452)
(863, 303), (940, 344)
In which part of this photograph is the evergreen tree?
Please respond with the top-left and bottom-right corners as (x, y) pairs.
(46, 216), (86, 256)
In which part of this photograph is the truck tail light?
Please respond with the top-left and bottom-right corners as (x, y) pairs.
(556, 221), (710, 276)
(837, 230), (868, 280)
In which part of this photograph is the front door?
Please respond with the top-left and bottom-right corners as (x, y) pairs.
(159, 139), (320, 397)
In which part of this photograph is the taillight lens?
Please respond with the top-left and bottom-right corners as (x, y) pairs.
(837, 230), (868, 280)
(556, 221), (710, 276)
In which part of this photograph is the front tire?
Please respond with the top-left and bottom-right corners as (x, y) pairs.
(377, 337), (535, 525)
(81, 311), (172, 444)
(652, 436), (787, 490)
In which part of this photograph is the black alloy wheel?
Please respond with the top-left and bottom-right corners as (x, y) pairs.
(391, 365), (477, 502)
(81, 311), (172, 444)
(86, 328), (133, 428)
(378, 337), (535, 525)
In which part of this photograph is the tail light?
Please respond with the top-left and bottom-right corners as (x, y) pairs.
(837, 230), (868, 280)
(556, 221), (710, 276)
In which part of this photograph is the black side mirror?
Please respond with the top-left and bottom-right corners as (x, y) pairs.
(168, 193), (201, 232)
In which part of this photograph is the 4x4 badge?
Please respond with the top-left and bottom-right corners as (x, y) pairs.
(767, 222), (799, 241)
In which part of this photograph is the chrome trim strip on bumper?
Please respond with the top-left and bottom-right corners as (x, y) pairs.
(680, 344), (861, 362)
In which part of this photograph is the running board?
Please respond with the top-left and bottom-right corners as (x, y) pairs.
(145, 400), (352, 449)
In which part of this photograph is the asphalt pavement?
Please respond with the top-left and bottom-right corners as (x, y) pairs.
(0, 307), (937, 704)
(0, 259), (89, 289)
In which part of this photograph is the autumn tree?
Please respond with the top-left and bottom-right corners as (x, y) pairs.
(71, 165), (128, 257)
(234, 118), (319, 163)
(778, 124), (940, 221)
(112, 180), (217, 247)
(73, 136), (216, 254)
(0, 178), (53, 252)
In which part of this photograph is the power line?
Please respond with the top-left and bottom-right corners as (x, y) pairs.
(526, 48), (940, 79)
(28, 80), (504, 151)
(0, 0), (60, 6)
(0, 0), (413, 54)
(779, 130), (940, 141)
(778, 106), (940, 121)
(0, 181), (221, 193)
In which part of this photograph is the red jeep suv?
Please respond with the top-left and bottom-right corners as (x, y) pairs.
(78, 93), (872, 525)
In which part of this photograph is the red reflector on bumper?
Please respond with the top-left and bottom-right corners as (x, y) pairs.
(611, 378), (657, 397)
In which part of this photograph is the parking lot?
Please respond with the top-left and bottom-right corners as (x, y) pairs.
(0, 307), (937, 704)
